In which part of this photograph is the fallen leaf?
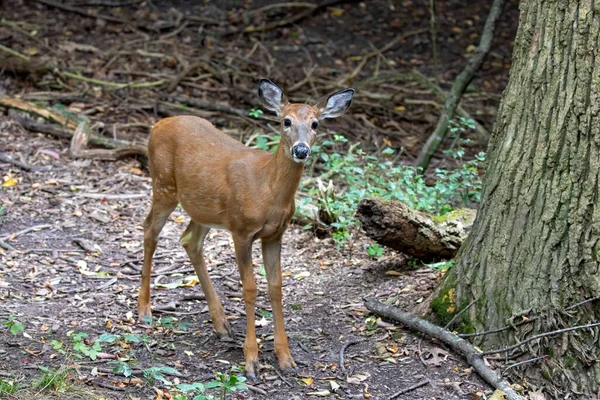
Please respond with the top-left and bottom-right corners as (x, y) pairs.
(308, 390), (330, 396)
(394, 105), (406, 111)
(528, 391), (546, 400)
(330, 380), (340, 392)
(294, 271), (310, 280)
(489, 389), (507, 400)
(330, 8), (343, 17)
(385, 270), (402, 276)
(301, 377), (314, 386)
(255, 317), (270, 327)
(347, 373), (369, 384)
(2, 177), (18, 187)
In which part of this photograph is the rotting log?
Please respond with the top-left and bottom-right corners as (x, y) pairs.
(356, 198), (475, 261)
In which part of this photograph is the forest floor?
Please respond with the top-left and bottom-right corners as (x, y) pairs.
(0, 0), (520, 399)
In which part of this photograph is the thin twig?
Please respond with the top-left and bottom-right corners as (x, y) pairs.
(78, 193), (146, 200)
(460, 295), (600, 338)
(388, 380), (430, 400)
(482, 322), (600, 356)
(502, 355), (548, 374)
(0, 224), (52, 242)
(0, 44), (30, 61)
(0, 153), (32, 171)
(339, 338), (366, 372)
(445, 297), (478, 330)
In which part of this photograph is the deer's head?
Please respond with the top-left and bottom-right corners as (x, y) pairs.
(259, 79), (354, 163)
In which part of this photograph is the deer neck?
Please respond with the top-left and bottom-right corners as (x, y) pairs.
(265, 145), (305, 206)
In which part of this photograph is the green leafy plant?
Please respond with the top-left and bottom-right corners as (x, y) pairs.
(426, 260), (454, 271)
(70, 332), (101, 360)
(211, 371), (248, 399)
(0, 377), (19, 396)
(3, 317), (24, 336)
(248, 108), (263, 119)
(35, 366), (69, 392)
(366, 243), (384, 258)
(295, 135), (485, 245)
(108, 360), (132, 378)
(143, 366), (182, 386)
(176, 382), (217, 400)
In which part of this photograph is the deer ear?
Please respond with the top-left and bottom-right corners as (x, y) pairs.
(317, 88), (354, 119)
(258, 79), (288, 116)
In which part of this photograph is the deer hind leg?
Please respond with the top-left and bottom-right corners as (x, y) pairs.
(181, 221), (231, 337)
(138, 200), (177, 320)
(262, 237), (296, 373)
(233, 235), (259, 382)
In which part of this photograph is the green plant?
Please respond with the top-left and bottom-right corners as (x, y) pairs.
(0, 377), (19, 396)
(248, 108), (263, 119)
(366, 243), (384, 258)
(70, 332), (101, 360)
(426, 260), (454, 271)
(444, 117), (476, 160)
(143, 366), (182, 386)
(295, 135), (485, 245)
(211, 371), (248, 399)
(35, 366), (69, 392)
(3, 317), (24, 336)
(108, 360), (133, 378)
(177, 382), (217, 400)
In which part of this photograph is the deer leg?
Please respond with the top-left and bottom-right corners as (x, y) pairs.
(181, 221), (231, 337)
(233, 236), (259, 382)
(262, 237), (297, 373)
(138, 202), (176, 320)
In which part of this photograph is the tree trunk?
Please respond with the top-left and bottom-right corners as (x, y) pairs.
(436, 1), (600, 396)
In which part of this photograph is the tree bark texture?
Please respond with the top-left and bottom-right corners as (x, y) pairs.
(357, 198), (476, 261)
(440, 1), (600, 396)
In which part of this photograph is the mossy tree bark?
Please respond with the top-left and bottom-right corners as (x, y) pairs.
(440, 0), (600, 396)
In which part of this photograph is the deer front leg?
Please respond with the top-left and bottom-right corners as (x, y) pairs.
(233, 236), (260, 382)
(262, 237), (296, 373)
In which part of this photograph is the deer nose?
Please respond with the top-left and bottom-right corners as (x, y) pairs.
(292, 144), (310, 160)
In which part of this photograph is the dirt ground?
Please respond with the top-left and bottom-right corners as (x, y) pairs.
(0, 0), (520, 399)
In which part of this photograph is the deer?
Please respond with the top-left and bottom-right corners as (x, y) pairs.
(137, 79), (354, 381)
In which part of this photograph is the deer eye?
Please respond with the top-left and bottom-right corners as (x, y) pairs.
(283, 118), (292, 127)
(311, 121), (319, 130)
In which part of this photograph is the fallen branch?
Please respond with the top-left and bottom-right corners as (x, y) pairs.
(339, 338), (366, 372)
(411, 69), (490, 141)
(341, 28), (428, 85)
(416, 0), (505, 171)
(0, 152), (32, 171)
(364, 299), (523, 400)
(69, 122), (146, 160)
(0, 97), (79, 130)
(0, 224), (52, 242)
(388, 380), (430, 400)
(170, 95), (275, 121)
(229, 0), (357, 34)
(61, 71), (164, 90)
(16, 116), (147, 152)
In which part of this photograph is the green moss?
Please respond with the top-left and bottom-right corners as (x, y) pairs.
(431, 273), (458, 326)
(564, 354), (576, 369)
(431, 208), (476, 225)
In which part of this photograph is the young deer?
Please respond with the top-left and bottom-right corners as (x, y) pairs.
(137, 79), (354, 381)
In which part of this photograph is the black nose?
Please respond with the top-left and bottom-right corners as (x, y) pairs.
(292, 144), (310, 160)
